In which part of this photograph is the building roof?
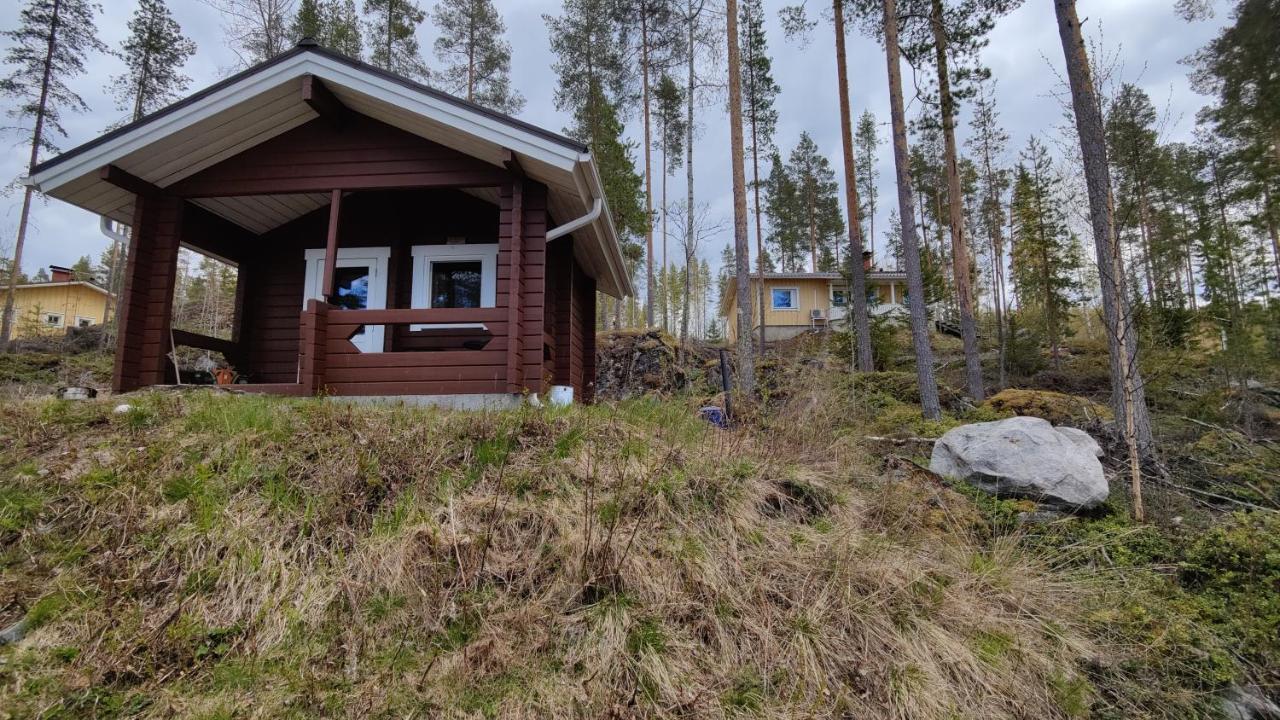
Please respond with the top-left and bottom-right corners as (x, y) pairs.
(26, 43), (631, 298)
(7, 281), (114, 296)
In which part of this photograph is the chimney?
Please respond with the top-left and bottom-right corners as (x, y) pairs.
(49, 265), (73, 282)
(862, 251), (873, 272)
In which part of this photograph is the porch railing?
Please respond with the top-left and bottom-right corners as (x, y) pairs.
(298, 300), (513, 396)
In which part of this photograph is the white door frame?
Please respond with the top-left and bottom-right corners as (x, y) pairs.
(303, 247), (391, 353)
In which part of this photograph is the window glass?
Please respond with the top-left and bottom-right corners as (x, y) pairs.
(332, 267), (370, 310)
(832, 290), (848, 307)
(76, 317), (93, 328)
(44, 313), (63, 327)
(771, 288), (797, 309)
(432, 261), (483, 308)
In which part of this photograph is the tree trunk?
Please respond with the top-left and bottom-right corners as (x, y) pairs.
(686, 0), (697, 337)
(642, 14), (656, 328)
(3, 0), (63, 348)
(929, 0), (983, 400)
(881, 0), (941, 419)
(834, 0), (873, 372)
(1264, 183), (1280, 291)
(726, 0), (755, 398)
(1054, 0), (1153, 521)
(752, 118), (768, 354)
(662, 146), (670, 331)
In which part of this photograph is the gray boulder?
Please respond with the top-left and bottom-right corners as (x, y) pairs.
(930, 416), (1109, 510)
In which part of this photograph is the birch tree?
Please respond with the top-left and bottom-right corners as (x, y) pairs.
(203, 0), (294, 65)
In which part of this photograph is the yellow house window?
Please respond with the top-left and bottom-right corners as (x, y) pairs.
(771, 287), (799, 310)
(75, 316), (95, 328)
(43, 313), (64, 328)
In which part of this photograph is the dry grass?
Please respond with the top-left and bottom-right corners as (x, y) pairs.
(1, 388), (1104, 719)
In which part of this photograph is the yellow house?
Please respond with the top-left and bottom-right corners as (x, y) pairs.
(7, 269), (114, 338)
(724, 269), (908, 344)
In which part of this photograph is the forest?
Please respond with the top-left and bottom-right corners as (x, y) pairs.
(1, 0), (1277, 492)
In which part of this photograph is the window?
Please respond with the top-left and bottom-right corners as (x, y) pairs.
(831, 290), (848, 307)
(430, 261), (483, 308)
(303, 247), (390, 354)
(411, 244), (498, 311)
(43, 313), (64, 327)
(75, 316), (95, 328)
(771, 287), (799, 310)
(330, 266), (371, 310)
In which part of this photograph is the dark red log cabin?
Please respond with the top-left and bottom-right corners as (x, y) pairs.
(27, 43), (630, 406)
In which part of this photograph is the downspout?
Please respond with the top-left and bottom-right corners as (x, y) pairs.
(547, 197), (602, 241)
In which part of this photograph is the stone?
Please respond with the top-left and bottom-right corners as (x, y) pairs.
(930, 416), (1109, 510)
(1220, 685), (1280, 720)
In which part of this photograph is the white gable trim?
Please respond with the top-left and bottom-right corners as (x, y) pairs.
(29, 54), (581, 194)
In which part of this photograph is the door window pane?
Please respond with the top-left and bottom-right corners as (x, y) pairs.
(332, 267), (370, 310)
(432, 261), (483, 308)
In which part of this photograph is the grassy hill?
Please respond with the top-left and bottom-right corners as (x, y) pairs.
(1, 338), (1277, 718)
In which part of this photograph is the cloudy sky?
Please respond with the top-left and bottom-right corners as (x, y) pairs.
(0, 0), (1228, 281)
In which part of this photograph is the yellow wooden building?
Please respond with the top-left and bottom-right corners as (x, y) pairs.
(7, 269), (113, 338)
(723, 269), (908, 344)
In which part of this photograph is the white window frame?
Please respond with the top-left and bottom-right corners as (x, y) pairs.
(770, 286), (800, 311)
(303, 247), (391, 354)
(830, 288), (848, 307)
(410, 243), (498, 331)
(74, 316), (95, 328)
(43, 312), (65, 327)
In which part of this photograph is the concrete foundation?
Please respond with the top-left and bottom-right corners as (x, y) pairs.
(330, 393), (528, 411)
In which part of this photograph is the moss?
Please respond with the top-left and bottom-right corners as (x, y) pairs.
(983, 388), (1113, 427)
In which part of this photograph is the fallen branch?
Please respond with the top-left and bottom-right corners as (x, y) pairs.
(864, 436), (939, 445)
(1148, 474), (1278, 514)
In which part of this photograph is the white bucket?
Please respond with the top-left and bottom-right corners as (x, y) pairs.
(549, 385), (574, 407)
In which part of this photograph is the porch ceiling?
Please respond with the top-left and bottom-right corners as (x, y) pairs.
(27, 46), (631, 298)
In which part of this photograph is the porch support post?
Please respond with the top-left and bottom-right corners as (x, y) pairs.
(113, 192), (183, 391)
(300, 299), (329, 396)
(322, 189), (342, 301)
(889, 282), (896, 304)
(505, 180), (524, 393)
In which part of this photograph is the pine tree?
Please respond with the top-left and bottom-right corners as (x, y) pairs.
(365, 0), (429, 80)
(898, 0), (1024, 401)
(327, 0), (363, 57)
(1106, 83), (1167, 307)
(290, 0), (361, 58)
(0, 0), (107, 346)
(1055, 0), (1155, 520)
(653, 73), (685, 330)
(1010, 137), (1082, 371)
(292, 0), (324, 41)
(787, 133), (846, 273)
(855, 110), (881, 258)
(740, 0), (779, 353)
(849, 0), (943, 419)
(618, 0), (681, 328)
(763, 150), (805, 272)
(110, 0), (196, 124)
(781, 0), (874, 370)
(432, 0), (523, 114)
(726, 0), (755, 395)
(966, 76), (1011, 387)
